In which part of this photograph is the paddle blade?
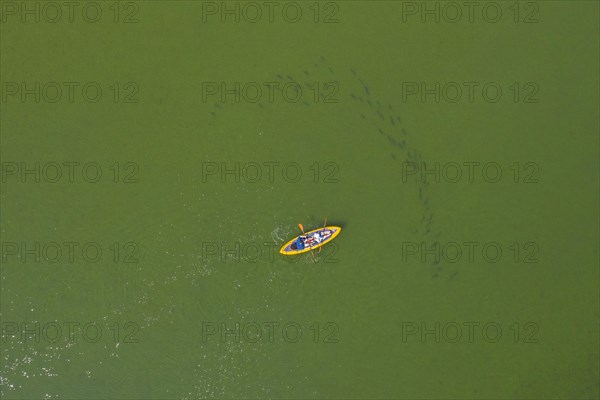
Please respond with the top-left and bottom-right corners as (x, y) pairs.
(309, 249), (317, 262)
(298, 223), (305, 233)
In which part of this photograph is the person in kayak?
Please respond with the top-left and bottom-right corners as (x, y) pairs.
(290, 236), (306, 251)
(313, 232), (323, 243)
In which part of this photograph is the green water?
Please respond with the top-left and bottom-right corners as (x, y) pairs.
(1, 1), (598, 399)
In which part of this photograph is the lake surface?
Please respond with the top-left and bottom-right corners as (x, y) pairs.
(1, 1), (598, 399)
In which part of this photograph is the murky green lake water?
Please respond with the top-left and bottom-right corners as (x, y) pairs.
(1, 1), (598, 399)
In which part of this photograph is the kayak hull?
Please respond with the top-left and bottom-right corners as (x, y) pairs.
(279, 226), (342, 255)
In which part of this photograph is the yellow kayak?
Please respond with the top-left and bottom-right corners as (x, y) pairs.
(279, 226), (342, 255)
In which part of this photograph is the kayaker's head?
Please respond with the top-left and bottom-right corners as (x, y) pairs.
(290, 242), (298, 250)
